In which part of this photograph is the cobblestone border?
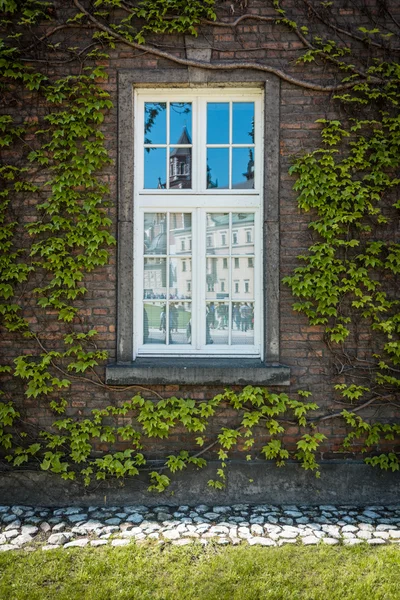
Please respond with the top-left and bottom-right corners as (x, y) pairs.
(1, 504), (400, 552)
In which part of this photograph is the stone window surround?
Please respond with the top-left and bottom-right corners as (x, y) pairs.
(106, 67), (290, 386)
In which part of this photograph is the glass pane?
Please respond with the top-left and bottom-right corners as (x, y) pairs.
(231, 258), (254, 299)
(206, 213), (229, 254)
(143, 302), (166, 344)
(232, 148), (254, 189)
(207, 103), (229, 144)
(170, 102), (192, 144)
(206, 257), (229, 300)
(232, 213), (255, 254)
(170, 258), (192, 299)
(169, 148), (192, 189)
(206, 303), (229, 345)
(144, 213), (167, 255)
(231, 302), (254, 345)
(144, 258), (166, 299)
(169, 302), (191, 345)
(207, 148), (229, 189)
(144, 147), (166, 189)
(232, 102), (255, 144)
(169, 213), (192, 255)
(144, 102), (166, 144)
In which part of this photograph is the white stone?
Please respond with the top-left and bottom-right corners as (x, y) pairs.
(209, 526), (229, 535)
(40, 522), (52, 533)
(172, 538), (192, 546)
(248, 537), (275, 546)
(11, 534), (32, 546)
(250, 524), (264, 536)
(357, 530), (372, 540)
(343, 538), (363, 546)
(376, 524), (392, 531)
(21, 525), (38, 536)
(388, 530), (400, 538)
(64, 539), (89, 549)
(358, 523), (374, 531)
(42, 545), (60, 551)
(302, 536), (319, 545)
(52, 522), (66, 532)
(162, 530), (181, 540)
(342, 525), (358, 533)
(48, 533), (72, 545)
(373, 531), (389, 539)
(0, 545), (16, 552)
(322, 537), (339, 545)
(4, 530), (19, 540)
(367, 538), (386, 545)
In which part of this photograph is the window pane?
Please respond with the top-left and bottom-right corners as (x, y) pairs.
(206, 302), (229, 345)
(170, 102), (192, 144)
(144, 102), (166, 144)
(206, 213), (229, 254)
(207, 148), (229, 189)
(232, 102), (254, 144)
(144, 147), (166, 189)
(231, 258), (254, 299)
(144, 213), (167, 255)
(169, 302), (191, 345)
(232, 148), (254, 189)
(144, 258), (166, 299)
(207, 103), (229, 144)
(206, 257), (229, 300)
(231, 302), (254, 345)
(169, 148), (192, 189)
(143, 302), (166, 344)
(170, 258), (192, 299)
(169, 213), (192, 255)
(232, 213), (255, 254)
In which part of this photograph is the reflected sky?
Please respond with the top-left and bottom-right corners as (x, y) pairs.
(144, 148), (166, 189)
(232, 147), (254, 189)
(207, 103), (229, 144)
(232, 103), (254, 144)
(170, 103), (192, 144)
(144, 102), (166, 145)
(207, 148), (229, 189)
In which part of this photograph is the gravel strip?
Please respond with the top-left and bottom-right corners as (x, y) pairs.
(0, 504), (399, 551)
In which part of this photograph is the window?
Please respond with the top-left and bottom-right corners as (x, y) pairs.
(135, 89), (262, 356)
(110, 70), (290, 386)
(248, 257), (254, 268)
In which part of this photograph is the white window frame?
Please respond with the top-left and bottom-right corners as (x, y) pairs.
(133, 88), (264, 359)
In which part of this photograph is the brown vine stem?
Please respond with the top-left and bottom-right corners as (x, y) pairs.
(72, 0), (378, 92)
(32, 334), (164, 400)
(302, 0), (400, 52)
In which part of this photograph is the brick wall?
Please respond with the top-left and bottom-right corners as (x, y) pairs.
(1, 0), (399, 464)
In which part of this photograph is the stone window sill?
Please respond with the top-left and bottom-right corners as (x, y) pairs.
(106, 358), (290, 386)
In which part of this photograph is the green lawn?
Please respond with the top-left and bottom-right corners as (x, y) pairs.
(0, 543), (399, 600)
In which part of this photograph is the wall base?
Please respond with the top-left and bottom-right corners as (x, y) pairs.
(0, 461), (398, 507)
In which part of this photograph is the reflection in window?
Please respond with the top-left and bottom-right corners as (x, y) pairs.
(233, 232), (238, 245)
(232, 102), (254, 144)
(144, 102), (166, 145)
(207, 103), (229, 144)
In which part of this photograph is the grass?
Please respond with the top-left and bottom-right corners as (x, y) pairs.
(0, 543), (399, 600)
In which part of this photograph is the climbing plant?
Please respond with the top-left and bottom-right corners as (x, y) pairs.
(0, 0), (399, 491)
